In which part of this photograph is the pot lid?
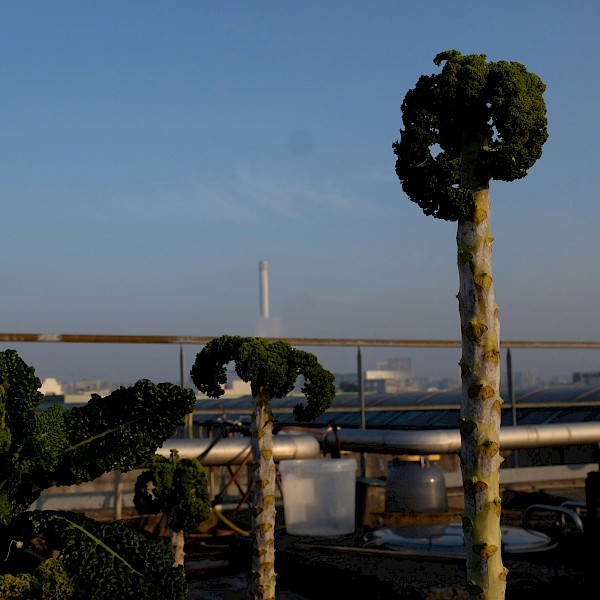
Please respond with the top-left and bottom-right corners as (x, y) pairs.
(364, 522), (556, 558)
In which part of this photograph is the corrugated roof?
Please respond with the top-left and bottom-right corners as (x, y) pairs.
(193, 383), (600, 430)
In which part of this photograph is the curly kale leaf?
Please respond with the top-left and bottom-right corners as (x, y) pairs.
(0, 365), (195, 526)
(0, 404), (70, 525)
(0, 557), (75, 599)
(134, 450), (211, 533)
(0, 572), (34, 599)
(191, 336), (297, 398)
(18, 404), (69, 477)
(0, 405), (71, 520)
(190, 335), (336, 421)
(19, 510), (188, 600)
(393, 49), (548, 221)
(291, 349), (337, 422)
(0, 350), (44, 448)
(0, 351), (69, 523)
(32, 557), (75, 599)
(52, 379), (196, 486)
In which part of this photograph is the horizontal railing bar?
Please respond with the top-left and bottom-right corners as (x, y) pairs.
(0, 333), (599, 349)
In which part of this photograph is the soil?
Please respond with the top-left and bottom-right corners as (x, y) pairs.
(183, 526), (593, 600)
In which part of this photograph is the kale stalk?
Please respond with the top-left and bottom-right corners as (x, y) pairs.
(190, 335), (336, 600)
(393, 50), (548, 600)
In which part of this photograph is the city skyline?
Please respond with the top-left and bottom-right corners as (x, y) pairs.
(32, 342), (593, 395)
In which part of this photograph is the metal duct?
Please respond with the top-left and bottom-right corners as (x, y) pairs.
(323, 422), (600, 455)
(158, 422), (600, 466)
(322, 428), (461, 455)
(157, 432), (320, 465)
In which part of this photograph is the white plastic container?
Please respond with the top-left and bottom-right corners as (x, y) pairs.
(278, 458), (357, 536)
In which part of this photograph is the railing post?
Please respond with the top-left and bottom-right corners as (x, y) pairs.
(113, 470), (123, 521)
(358, 346), (366, 477)
(180, 343), (193, 439)
(507, 347), (519, 467)
(179, 343), (185, 389)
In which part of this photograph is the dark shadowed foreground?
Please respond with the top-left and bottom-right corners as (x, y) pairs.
(184, 524), (592, 600)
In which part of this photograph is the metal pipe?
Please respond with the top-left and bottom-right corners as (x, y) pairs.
(499, 423), (600, 449)
(323, 428), (462, 455)
(157, 432), (321, 465)
(322, 422), (600, 456)
(159, 422), (600, 466)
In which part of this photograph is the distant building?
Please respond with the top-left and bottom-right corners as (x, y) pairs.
(376, 357), (412, 373)
(364, 370), (412, 393)
(333, 373), (359, 391)
(72, 379), (103, 393)
(365, 357), (414, 393)
(334, 357), (415, 393)
(224, 379), (252, 396)
(40, 377), (63, 396)
(573, 371), (600, 386)
(513, 370), (538, 390)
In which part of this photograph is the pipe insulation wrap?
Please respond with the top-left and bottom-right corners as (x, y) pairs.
(157, 433), (321, 464)
(159, 423), (600, 466)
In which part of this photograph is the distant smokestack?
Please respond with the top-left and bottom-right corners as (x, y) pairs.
(259, 260), (270, 319)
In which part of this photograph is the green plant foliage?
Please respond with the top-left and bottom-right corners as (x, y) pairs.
(32, 558), (74, 600)
(392, 49), (548, 221)
(0, 349), (196, 526)
(56, 379), (196, 484)
(134, 449), (211, 533)
(0, 349), (197, 599)
(0, 556), (73, 600)
(0, 350), (45, 436)
(17, 510), (188, 600)
(0, 573), (34, 599)
(190, 335), (335, 422)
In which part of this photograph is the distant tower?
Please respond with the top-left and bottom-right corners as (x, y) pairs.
(259, 260), (270, 319)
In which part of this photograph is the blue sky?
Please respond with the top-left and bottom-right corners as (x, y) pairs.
(1, 1), (599, 386)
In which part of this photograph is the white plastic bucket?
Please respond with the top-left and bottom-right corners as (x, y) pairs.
(278, 458), (357, 536)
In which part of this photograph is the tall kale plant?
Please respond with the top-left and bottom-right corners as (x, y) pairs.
(191, 335), (335, 600)
(393, 50), (548, 599)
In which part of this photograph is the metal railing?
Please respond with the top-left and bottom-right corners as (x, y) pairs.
(4, 332), (599, 417)
(2, 332), (600, 387)
(2, 332), (600, 348)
